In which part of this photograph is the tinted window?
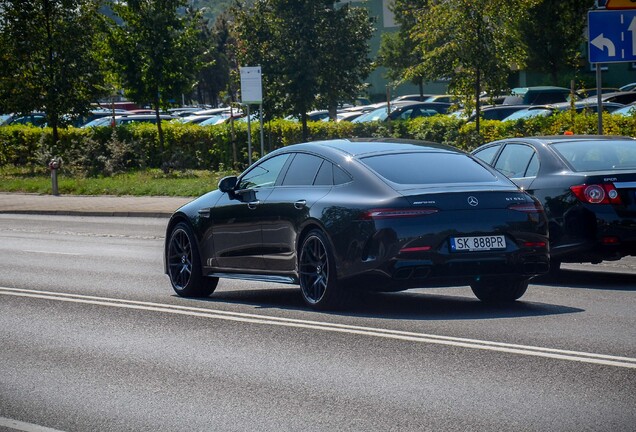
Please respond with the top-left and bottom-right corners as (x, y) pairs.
(494, 144), (536, 178)
(333, 165), (352, 185)
(314, 161), (333, 185)
(282, 153), (324, 186)
(239, 154), (291, 189)
(526, 152), (539, 177)
(473, 144), (501, 164)
(552, 140), (636, 171)
(361, 152), (497, 185)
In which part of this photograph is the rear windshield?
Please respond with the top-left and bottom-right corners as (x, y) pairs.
(552, 140), (636, 171)
(360, 152), (498, 185)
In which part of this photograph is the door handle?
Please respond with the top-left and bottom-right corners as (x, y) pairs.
(247, 200), (260, 210)
(294, 200), (307, 209)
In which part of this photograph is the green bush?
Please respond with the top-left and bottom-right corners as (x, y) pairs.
(1, 112), (634, 176)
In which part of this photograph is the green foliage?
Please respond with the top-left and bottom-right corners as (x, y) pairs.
(409, 0), (539, 122)
(232, 0), (373, 138)
(0, 0), (108, 142)
(3, 114), (635, 179)
(108, 0), (205, 110)
(520, 0), (595, 85)
(377, 0), (427, 92)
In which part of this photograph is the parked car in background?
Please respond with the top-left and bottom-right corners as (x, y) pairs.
(164, 138), (549, 309)
(503, 86), (575, 105)
(501, 101), (624, 122)
(581, 91), (636, 106)
(462, 104), (531, 121)
(619, 82), (636, 92)
(424, 94), (461, 104)
(472, 136), (636, 275)
(4, 113), (47, 127)
(392, 94), (436, 102)
(612, 103), (636, 117)
(351, 101), (451, 123)
(576, 87), (620, 98)
(81, 114), (175, 127)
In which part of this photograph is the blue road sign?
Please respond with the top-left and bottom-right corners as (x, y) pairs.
(588, 10), (636, 63)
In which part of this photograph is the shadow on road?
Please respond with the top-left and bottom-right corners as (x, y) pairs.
(186, 287), (583, 321)
(534, 268), (636, 291)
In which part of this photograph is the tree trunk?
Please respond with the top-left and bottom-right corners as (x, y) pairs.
(154, 98), (165, 164)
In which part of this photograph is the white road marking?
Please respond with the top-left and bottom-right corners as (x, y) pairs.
(0, 416), (66, 432)
(2, 286), (635, 369)
(22, 250), (82, 256)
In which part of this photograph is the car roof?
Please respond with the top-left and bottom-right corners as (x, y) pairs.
(280, 138), (460, 158)
(491, 135), (635, 145)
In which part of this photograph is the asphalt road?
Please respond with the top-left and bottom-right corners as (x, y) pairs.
(0, 215), (635, 432)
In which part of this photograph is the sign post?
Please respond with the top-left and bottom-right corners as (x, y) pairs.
(240, 66), (263, 165)
(588, 8), (636, 134)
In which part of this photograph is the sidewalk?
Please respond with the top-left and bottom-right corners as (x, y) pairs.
(0, 192), (192, 218)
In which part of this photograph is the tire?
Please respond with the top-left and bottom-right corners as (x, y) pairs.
(167, 222), (218, 297)
(298, 230), (347, 310)
(470, 277), (529, 303)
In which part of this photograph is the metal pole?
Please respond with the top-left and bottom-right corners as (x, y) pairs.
(596, 63), (603, 135)
(259, 104), (265, 158)
(246, 105), (252, 166)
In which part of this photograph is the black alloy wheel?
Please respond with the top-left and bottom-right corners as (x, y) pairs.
(168, 222), (218, 297)
(470, 277), (529, 303)
(299, 230), (345, 310)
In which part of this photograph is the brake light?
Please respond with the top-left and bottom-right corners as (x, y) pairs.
(508, 202), (544, 213)
(570, 184), (622, 205)
(362, 208), (439, 220)
(523, 241), (547, 248)
(400, 246), (432, 253)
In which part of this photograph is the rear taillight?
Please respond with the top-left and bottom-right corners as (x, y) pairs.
(508, 202), (544, 213)
(570, 184), (622, 205)
(361, 208), (439, 220)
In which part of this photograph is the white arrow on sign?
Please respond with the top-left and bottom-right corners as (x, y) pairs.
(591, 33), (616, 57)
(629, 17), (636, 56)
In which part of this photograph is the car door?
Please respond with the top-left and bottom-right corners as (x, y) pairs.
(210, 153), (291, 271)
(260, 153), (333, 272)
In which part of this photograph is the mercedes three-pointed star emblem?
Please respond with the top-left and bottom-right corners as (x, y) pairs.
(467, 196), (479, 206)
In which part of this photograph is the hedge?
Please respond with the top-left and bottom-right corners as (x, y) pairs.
(1, 111), (634, 176)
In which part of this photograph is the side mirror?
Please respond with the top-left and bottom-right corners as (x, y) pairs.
(218, 176), (238, 193)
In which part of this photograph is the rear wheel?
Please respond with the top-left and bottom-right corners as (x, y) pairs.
(298, 230), (347, 310)
(167, 222), (218, 297)
(470, 277), (528, 303)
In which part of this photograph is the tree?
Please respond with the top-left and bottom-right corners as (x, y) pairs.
(196, 11), (236, 107)
(108, 0), (205, 149)
(0, 0), (107, 146)
(377, 0), (427, 97)
(410, 0), (538, 133)
(232, 0), (372, 139)
(520, 0), (595, 86)
(315, 3), (373, 120)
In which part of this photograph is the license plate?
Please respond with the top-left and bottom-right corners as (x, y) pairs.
(450, 235), (506, 252)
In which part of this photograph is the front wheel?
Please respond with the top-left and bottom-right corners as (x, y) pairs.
(470, 278), (529, 303)
(298, 230), (347, 310)
(167, 222), (218, 297)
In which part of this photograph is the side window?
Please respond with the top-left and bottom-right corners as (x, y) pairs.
(282, 153), (323, 186)
(494, 144), (536, 178)
(239, 154), (291, 189)
(333, 165), (352, 185)
(525, 152), (539, 177)
(473, 144), (501, 165)
(314, 161), (333, 186)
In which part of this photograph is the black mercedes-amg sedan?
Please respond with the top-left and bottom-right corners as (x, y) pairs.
(165, 139), (549, 309)
(472, 135), (636, 274)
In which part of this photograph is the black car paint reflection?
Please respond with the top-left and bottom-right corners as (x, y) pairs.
(165, 138), (549, 310)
